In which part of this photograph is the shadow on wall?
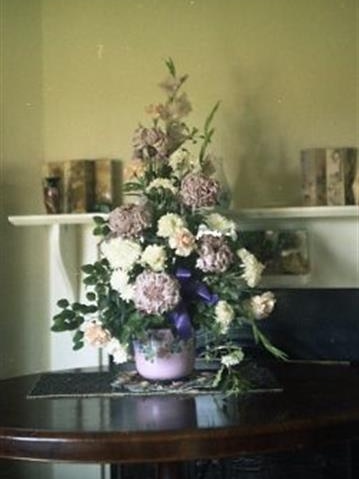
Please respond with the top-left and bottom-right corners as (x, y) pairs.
(224, 67), (300, 209)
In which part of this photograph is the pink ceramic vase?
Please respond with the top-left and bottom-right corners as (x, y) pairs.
(133, 329), (195, 381)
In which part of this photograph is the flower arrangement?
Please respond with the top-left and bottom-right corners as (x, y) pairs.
(52, 59), (286, 394)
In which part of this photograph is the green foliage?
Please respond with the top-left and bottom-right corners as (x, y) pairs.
(251, 319), (288, 361)
(165, 57), (176, 77)
(199, 101), (220, 163)
(72, 330), (84, 351)
(57, 298), (69, 308)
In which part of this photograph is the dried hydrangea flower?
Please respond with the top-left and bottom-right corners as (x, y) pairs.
(180, 173), (220, 208)
(132, 126), (168, 158)
(196, 235), (234, 273)
(108, 204), (152, 239)
(134, 271), (180, 315)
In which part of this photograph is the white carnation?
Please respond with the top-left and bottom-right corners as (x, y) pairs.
(110, 269), (135, 302)
(105, 338), (128, 364)
(146, 178), (178, 195)
(196, 223), (222, 239)
(215, 300), (234, 333)
(157, 213), (186, 238)
(205, 213), (237, 240)
(141, 244), (167, 271)
(168, 149), (192, 176)
(250, 291), (276, 319)
(237, 248), (264, 287)
(101, 237), (141, 271)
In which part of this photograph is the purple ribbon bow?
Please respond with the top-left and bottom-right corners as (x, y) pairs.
(168, 302), (193, 340)
(175, 267), (219, 306)
(168, 267), (219, 339)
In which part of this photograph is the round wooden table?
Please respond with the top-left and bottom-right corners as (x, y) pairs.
(1, 361), (359, 478)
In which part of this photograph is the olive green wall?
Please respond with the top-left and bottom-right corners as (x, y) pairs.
(42, 0), (358, 208)
(1, 0), (49, 379)
(1, 0), (358, 378)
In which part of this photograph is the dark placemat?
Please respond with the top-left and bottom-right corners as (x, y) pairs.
(27, 362), (282, 399)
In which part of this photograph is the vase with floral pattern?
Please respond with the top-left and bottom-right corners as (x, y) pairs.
(133, 329), (195, 381)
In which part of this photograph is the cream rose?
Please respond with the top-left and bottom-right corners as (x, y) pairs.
(83, 321), (111, 348)
(250, 291), (276, 319)
(168, 228), (196, 257)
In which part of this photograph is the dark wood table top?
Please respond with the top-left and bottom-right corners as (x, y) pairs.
(1, 361), (359, 465)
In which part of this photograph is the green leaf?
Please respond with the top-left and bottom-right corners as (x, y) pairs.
(71, 302), (83, 312)
(123, 182), (143, 191)
(73, 330), (84, 342)
(86, 292), (96, 301)
(60, 309), (76, 320)
(51, 322), (66, 332)
(83, 276), (97, 285)
(204, 101), (220, 134)
(93, 215), (107, 225)
(165, 57), (176, 77)
(57, 298), (69, 308)
(73, 341), (84, 351)
(81, 264), (94, 274)
(251, 321), (288, 361)
(86, 305), (98, 314)
(93, 224), (111, 236)
(64, 322), (80, 331)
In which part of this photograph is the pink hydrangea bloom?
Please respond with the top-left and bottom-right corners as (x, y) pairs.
(180, 173), (220, 208)
(196, 234), (234, 273)
(133, 271), (180, 315)
(108, 204), (152, 239)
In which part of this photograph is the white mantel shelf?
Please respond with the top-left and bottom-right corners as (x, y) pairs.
(237, 205), (359, 220)
(8, 206), (359, 227)
(8, 213), (107, 226)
